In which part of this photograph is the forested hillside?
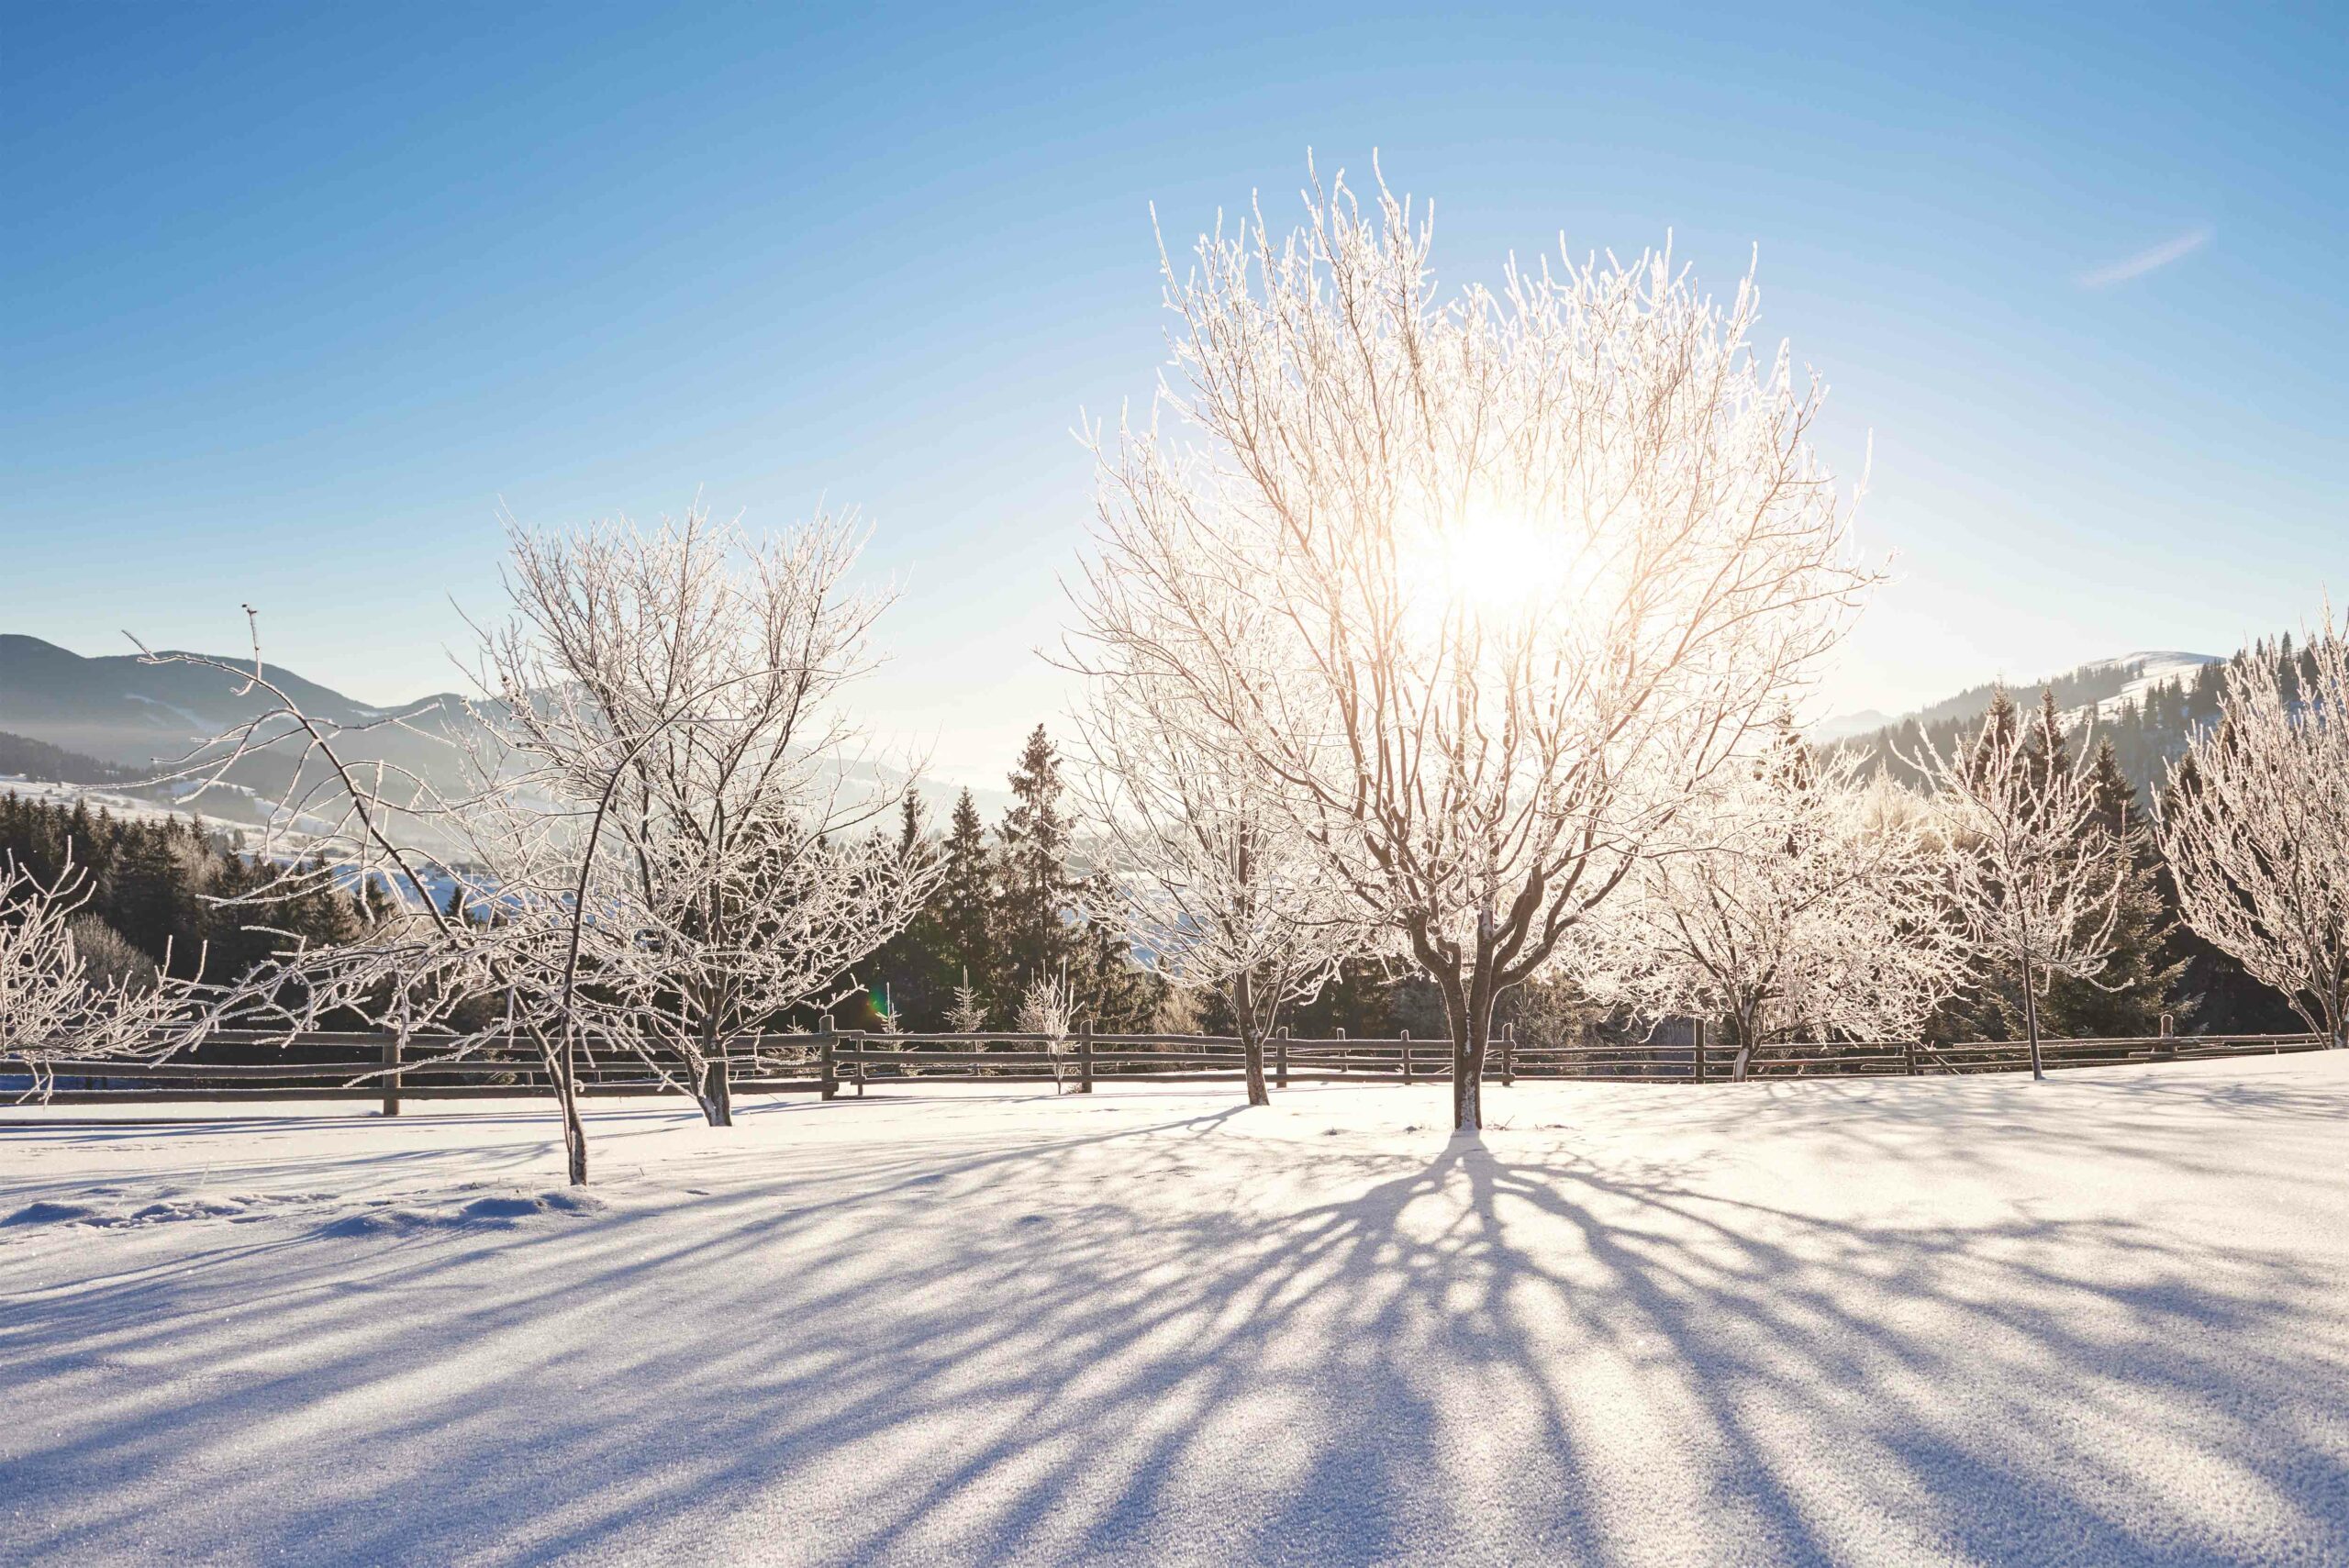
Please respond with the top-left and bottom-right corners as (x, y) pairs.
(0, 730), (128, 786)
(1839, 653), (2233, 796)
(0, 792), (385, 992)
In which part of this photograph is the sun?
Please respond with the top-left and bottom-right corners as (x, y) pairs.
(1426, 503), (1563, 623)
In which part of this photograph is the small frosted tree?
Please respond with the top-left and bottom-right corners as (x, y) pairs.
(2159, 623), (2349, 1046)
(1015, 965), (1079, 1093)
(1577, 733), (1967, 1079)
(944, 968), (989, 1033)
(1, 851), (206, 1098)
(1918, 689), (2124, 1079)
(131, 501), (927, 1180)
(1075, 158), (1873, 1129)
(484, 506), (941, 1126)
(140, 634), (638, 1185)
(1072, 665), (1362, 1106)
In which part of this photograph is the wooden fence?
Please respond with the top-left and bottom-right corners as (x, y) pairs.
(3, 1017), (2332, 1113)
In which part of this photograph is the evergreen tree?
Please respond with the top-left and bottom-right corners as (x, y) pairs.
(109, 823), (200, 973)
(934, 788), (995, 998)
(2037, 738), (2188, 1037)
(862, 794), (955, 1029)
(994, 726), (1080, 989)
(1068, 866), (1165, 1031)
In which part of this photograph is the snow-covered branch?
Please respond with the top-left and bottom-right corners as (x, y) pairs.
(481, 506), (941, 1126)
(1575, 729), (1967, 1077)
(0, 851), (207, 1099)
(1072, 157), (1875, 1129)
(1915, 690), (2124, 1079)
(1072, 656), (1366, 1105)
(2159, 621), (2349, 1043)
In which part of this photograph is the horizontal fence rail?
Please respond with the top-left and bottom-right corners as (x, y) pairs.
(2, 1021), (2332, 1110)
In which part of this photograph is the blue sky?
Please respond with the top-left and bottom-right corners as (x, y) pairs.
(5, 1), (2342, 785)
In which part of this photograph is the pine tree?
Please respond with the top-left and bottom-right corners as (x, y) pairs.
(2038, 738), (2188, 1037)
(1069, 866), (1165, 1031)
(995, 726), (1079, 989)
(1965, 685), (2022, 790)
(108, 823), (199, 973)
(861, 794), (954, 1029)
(935, 788), (995, 997)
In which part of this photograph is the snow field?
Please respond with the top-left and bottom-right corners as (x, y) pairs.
(3, 1054), (2345, 1566)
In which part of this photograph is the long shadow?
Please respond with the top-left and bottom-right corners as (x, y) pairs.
(1, 1071), (2344, 1566)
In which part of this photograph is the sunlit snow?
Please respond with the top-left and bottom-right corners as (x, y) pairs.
(4, 1055), (2343, 1565)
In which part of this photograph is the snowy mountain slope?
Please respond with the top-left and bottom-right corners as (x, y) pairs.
(1811, 650), (2221, 745)
(2064, 650), (2223, 723)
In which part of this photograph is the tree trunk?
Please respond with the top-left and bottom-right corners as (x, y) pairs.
(1232, 973), (1269, 1106)
(2021, 953), (2045, 1082)
(553, 1040), (588, 1185)
(692, 1005), (733, 1127)
(1446, 976), (1495, 1132)
(698, 1056), (733, 1126)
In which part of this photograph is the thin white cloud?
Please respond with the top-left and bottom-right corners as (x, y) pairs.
(2077, 227), (2214, 288)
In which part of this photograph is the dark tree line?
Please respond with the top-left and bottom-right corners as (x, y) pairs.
(0, 792), (385, 994)
(0, 729), (128, 786)
(852, 723), (1574, 1041)
(6, 692), (2311, 1048)
(853, 725), (1162, 1033)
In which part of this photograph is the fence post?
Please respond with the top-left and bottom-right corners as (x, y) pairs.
(2155, 1012), (2176, 1062)
(819, 1015), (838, 1101)
(1401, 1028), (1413, 1085)
(1275, 1025), (1289, 1089)
(1902, 1036), (1919, 1076)
(1692, 1018), (1707, 1085)
(1078, 1021), (1094, 1094)
(1501, 1022), (1515, 1086)
(1334, 1026), (1346, 1076)
(383, 1030), (403, 1118)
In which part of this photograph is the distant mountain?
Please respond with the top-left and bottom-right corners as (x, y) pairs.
(2064, 651), (2224, 723)
(1807, 709), (1892, 745)
(0, 633), (462, 769)
(0, 633), (1010, 835)
(0, 633), (477, 837)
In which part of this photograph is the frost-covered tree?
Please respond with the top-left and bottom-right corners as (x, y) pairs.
(1, 850), (205, 1097)
(139, 632), (635, 1184)
(483, 506), (941, 1127)
(944, 967), (989, 1033)
(1014, 965), (1079, 1093)
(1073, 664), (1363, 1106)
(133, 502), (926, 1182)
(933, 790), (996, 995)
(1918, 688), (2125, 1080)
(2034, 739), (2188, 1039)
(1074, 159), (1872, 1129)
(2159, 622), (2349, 1046)
(1576, 730), (1966, 1079)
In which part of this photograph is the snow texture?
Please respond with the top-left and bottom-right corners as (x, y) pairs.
(3, 1056), (2345, 1566)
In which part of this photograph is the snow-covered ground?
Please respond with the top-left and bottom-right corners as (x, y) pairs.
(4, 1057), (2345, 1566)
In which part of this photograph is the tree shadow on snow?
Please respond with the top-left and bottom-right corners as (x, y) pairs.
(1, 1074), (2344, 1566)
